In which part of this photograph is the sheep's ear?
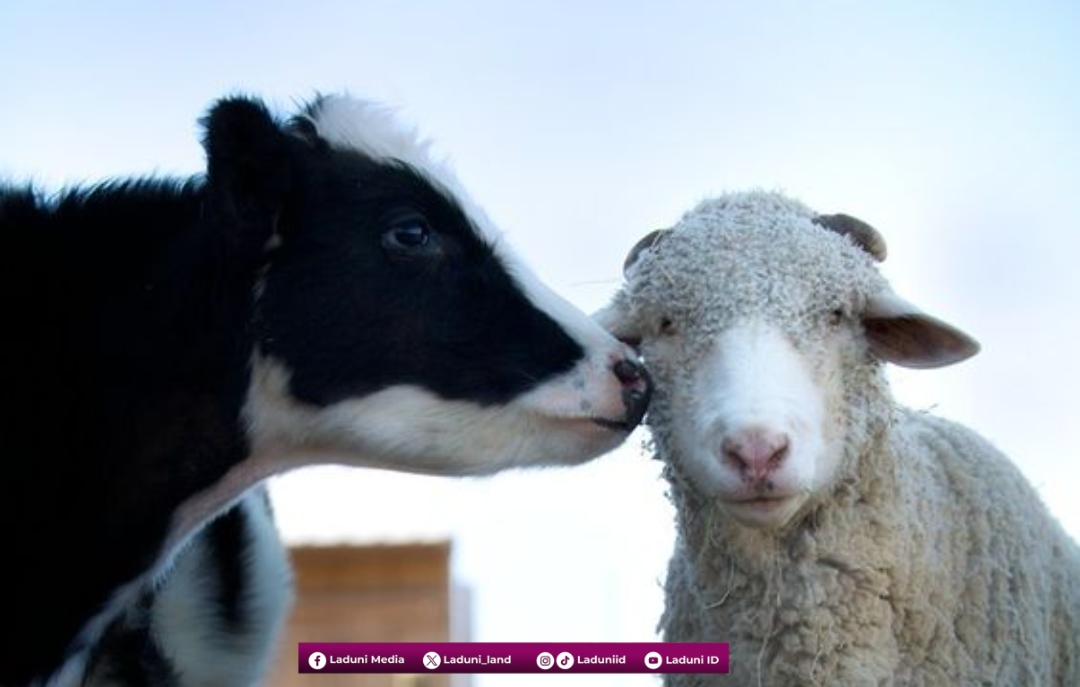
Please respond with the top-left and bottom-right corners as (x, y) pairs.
(623, 229), (670, 275)
(594, 300), (643, 349)
(606, 229), (670, 347)
(813, 213), (887, 262)
(862, 290), (980, 368)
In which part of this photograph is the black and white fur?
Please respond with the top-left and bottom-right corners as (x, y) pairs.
(0, 94), (650, 686)
(81, 489), (290, 687)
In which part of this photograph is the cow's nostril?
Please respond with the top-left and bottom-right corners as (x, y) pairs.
(616, 359), (651, 428)
(613, 358), (644, 385)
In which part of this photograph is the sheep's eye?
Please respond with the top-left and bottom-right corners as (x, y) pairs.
(659, 316), (677, 335)
(827, 309), (845, 327)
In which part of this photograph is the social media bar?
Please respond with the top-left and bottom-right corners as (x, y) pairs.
(299, 643), (728, 674)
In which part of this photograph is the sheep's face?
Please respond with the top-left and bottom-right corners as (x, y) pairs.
(599, 191), (979, 530)
(661, 319), (838, 528)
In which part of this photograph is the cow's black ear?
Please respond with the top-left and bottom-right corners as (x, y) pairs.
(201, 96), (298, 252)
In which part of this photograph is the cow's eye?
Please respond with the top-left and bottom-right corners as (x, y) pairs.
(381, 213), (438, 257)
(386, 223), (429, 249)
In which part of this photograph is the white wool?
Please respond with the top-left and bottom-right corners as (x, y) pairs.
(606, 189), (1080, 685)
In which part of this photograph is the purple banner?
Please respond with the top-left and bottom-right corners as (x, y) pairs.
(299, 642), (727, 674)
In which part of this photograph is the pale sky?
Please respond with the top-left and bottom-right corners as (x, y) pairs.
(3, 2), (1079, 686)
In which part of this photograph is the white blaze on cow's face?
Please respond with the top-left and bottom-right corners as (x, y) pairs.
(238, 95), (650, 480)
(669, 320), (843, 529)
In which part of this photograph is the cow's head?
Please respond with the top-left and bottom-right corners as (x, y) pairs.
(202, 95), (650, 477)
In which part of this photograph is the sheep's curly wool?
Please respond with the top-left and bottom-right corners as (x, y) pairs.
(613, 190), (1080, 686)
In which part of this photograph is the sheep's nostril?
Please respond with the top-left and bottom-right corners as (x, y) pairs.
(721, 428), (791, 480)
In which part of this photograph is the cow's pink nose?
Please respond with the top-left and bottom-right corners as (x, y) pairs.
(721, 427), (790, 482)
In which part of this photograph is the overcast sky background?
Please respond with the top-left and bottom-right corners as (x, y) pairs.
(3, 2), (1079, 685)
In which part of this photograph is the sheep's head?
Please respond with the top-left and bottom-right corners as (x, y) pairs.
(598, 191), (979, 530)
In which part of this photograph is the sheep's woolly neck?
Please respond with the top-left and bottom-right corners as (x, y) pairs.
(614, 190), (1080, 685)
(662, 410), (1080, 685)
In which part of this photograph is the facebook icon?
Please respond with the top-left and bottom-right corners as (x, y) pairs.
(308, 652), (327, 670)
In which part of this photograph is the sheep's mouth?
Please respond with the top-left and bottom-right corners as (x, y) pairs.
(721, 493), (804, 528)
(727, 489), (800, 504)
(737, 496), (793, 509)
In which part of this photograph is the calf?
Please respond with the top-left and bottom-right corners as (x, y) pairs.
(1, 94), (649, 686)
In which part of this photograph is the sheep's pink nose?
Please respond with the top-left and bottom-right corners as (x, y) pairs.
(721, 427), (790, 482)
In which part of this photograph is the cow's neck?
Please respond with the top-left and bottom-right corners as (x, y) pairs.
(10, 181), (270, 682)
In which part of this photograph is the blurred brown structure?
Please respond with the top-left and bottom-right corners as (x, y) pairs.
(266, 541), (471, 687)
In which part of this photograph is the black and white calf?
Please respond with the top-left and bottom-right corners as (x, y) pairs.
(1, 94), (650, 686)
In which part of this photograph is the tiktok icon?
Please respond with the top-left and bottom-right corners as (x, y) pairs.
(309, 652), (327, 670)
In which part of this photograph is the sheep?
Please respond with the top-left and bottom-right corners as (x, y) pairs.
(598, 190), (1080, 686)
